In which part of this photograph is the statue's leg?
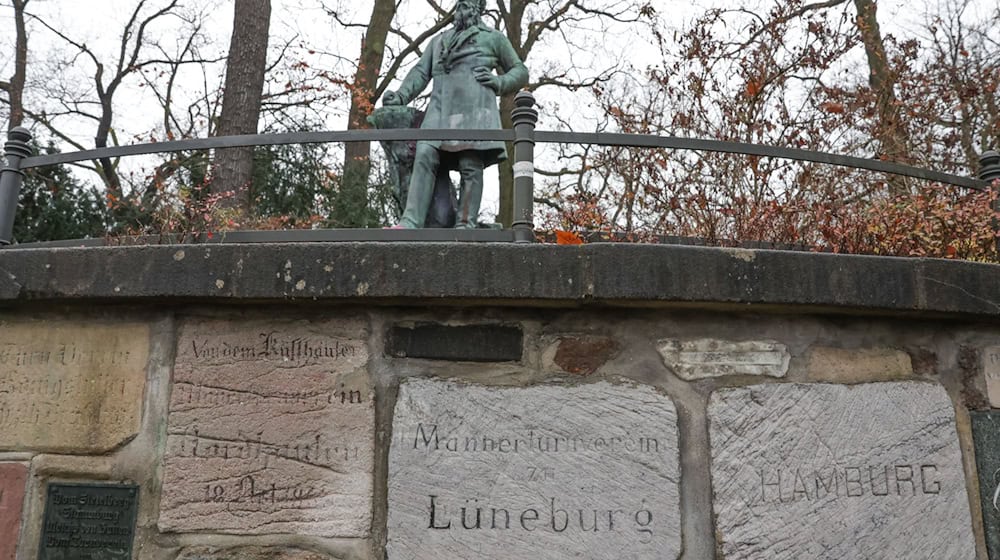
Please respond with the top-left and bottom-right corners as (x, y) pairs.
(426, 171), (457, 228)
(454, 151), (485, 229)
(398, 143), (441, 228)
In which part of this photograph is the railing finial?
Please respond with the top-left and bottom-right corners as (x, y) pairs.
(0, 127), (33, 246)
(980, 150), (1000, 183)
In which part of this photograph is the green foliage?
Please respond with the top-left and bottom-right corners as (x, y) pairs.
(251, 141), (335, 225)
(328, 160), (379, 228)
(13, 143), (108, 243)
(249, 140), (397, 228)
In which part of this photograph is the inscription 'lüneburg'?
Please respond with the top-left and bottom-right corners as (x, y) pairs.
(426, 495), (655, 542)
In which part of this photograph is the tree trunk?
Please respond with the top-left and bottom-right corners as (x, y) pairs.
(95, 95), (123, 199)
(498, 0), (528, 228)
(498, 93), (516, 227)
(334, 0), (395, 227)
(854, 0), (909, 194)
(6, 0), (28, 130)
(213, 0), (272, 213)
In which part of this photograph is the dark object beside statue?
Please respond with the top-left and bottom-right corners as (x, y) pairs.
(367, 106), (457, 228)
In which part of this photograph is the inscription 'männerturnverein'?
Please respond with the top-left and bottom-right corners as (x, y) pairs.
(0, 321), (149, 453)
(388, 380), (682, 560)
(709, 382), (975, 560)
(158, 319), (374, 538)
(412, 423), (663, 454)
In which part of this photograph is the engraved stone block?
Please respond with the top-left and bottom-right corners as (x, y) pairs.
(709, 382), (975, 559)
(158, 319), (374, 537)
(971, 411), (1000, 559)
(984, 346), (1000, 408)
(0, 320), (149, 453)
(658, 338), (789, 380)
(40, 483), (139, 560)
(388, 379), (681, 559)
(0, 463), (28, 560)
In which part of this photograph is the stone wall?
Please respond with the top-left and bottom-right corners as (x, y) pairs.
(1, 243), (1000, 559)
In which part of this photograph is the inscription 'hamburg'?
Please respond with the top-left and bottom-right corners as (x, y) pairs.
(757, 464), (941, 503)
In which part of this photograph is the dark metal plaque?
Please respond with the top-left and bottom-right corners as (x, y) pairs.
(387, 323), (523, 362)
(972, 412), (1000, 560)
(40, 483), (139, 560)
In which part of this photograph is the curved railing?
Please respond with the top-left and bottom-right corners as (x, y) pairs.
(2, 91), (998, 246)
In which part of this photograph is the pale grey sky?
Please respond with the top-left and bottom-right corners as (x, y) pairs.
(3, 0), (994, 217)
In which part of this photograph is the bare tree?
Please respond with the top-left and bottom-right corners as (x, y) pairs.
(324, 0), (453, 226)
(212, 0), (272, 213)
(853, 0), (909, 193)
(14, 0), (202, 202)
(493, 0), (654, 225)
(331, 0), (396, 226)
(0, 0), (29, 130)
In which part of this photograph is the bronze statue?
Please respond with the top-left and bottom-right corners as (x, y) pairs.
(382, 0), (528, 229)
(367, 106), (457, 227)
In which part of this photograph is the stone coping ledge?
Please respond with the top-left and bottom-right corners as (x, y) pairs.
(0, 242), (998, 317)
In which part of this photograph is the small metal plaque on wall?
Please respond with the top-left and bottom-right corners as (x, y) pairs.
(39, 483), (139, 560)
(973, 412), (1000, 560)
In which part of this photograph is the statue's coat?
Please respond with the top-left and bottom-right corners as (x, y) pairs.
(393, 23), (528, 167)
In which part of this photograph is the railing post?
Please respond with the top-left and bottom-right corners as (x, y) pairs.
(980, 150), (1000, 257)
(0, 127), (33, 246)
(511, 90), (538, 243)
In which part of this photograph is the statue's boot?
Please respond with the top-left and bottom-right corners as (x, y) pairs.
(454, 152), (485, 229)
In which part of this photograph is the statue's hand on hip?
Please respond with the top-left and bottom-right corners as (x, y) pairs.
(383, 91), (403, 106)
(474, 67), (501, 94)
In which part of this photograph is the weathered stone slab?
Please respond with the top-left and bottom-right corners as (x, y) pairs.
(807, 347), (913, 382)
(158, 319), (373, 537)
(0, 320), (149, 453)
(709, 382), (974, 559)
(40, 482), (139, 560)
(0, 463), (28, 560)
(388, 379), (681, 559)
(658, 338), (789, 380)
(971, 411), (1000, 559)
(176, 546), (335, 560)
(542, 335), (619, 376)
(984, 346), (1000, 407)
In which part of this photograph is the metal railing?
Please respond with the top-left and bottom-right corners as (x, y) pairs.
(2, 91), (998, 247)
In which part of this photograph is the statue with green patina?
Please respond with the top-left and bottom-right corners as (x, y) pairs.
(381, 0), (528, 229)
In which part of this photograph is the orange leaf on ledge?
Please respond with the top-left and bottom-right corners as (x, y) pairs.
(555, 230), (585, 245)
